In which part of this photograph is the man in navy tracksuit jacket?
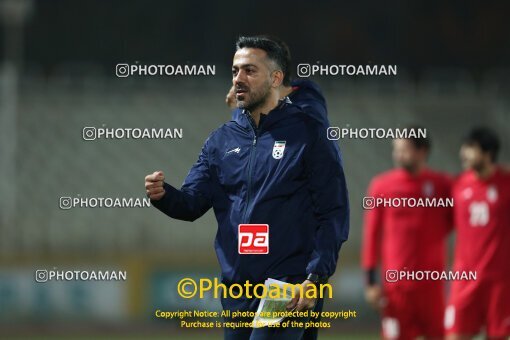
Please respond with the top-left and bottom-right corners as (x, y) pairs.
(145, 36), (349, 340)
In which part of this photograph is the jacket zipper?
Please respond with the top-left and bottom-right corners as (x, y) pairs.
(242, 114), (259, 223)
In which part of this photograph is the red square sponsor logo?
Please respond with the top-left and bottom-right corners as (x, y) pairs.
(238, 224), (269, 254)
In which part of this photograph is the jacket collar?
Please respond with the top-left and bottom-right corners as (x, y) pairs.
(232, 97), (301, 131)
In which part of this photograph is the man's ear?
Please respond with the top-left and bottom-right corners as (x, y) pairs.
(271, 70), (284, 88)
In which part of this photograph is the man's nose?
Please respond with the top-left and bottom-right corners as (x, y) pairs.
(233, 70), (246, 85)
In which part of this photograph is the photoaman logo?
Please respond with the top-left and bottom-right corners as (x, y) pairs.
(238, 224), (269, 254)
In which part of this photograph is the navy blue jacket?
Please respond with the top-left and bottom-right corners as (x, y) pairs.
(153, 86), (349, 284)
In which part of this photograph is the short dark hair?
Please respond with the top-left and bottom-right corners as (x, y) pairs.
(235, 35), (292, 86)
(405, 125), (431, 152)
(463, 127), (500, 162)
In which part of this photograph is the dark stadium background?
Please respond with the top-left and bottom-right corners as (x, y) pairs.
(0, 0), (508, 338)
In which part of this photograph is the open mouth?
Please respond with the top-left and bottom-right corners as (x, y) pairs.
(236, 88), (248, 96)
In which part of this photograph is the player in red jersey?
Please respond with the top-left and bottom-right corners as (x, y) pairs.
(446, 127), (510, 340)
(362, 130), (453, 339)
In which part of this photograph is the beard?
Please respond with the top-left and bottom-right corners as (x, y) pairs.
(464, 158), (485, 172)
(401, 163), (416, 173)
(395, 159), (418, 173)
(236, 81), (272, 112)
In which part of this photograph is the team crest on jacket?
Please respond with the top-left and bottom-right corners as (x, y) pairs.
(272, 141), (286, 159)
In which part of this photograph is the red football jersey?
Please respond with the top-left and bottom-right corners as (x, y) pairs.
(452, 167), (510, 279)
(362, 168), (453, 286)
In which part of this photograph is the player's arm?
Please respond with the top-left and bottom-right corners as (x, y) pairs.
(305, 125), (349, 277)
(291, 80), (327, 119)
(443, 174), (455, 234)
(361, 178), (385, 310)
(226, 85), (236, 109)
(145, 136), (214, 222)
(278, 84), (294, 98)
(287, 124), (349, 311)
